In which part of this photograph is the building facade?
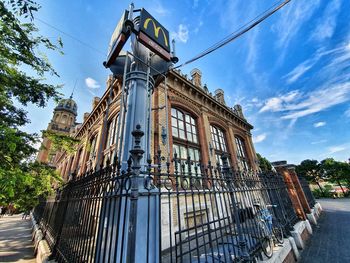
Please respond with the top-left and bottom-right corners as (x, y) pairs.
(37, 95), (78, 166)
(53, 68), (258, 180)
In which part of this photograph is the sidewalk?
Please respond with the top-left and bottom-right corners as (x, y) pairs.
(0, 214), (36, 263)
(300, 198), (350, 263)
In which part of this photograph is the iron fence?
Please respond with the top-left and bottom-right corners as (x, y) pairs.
(298, 177), (316, 208)
(33, 129), (300, 262)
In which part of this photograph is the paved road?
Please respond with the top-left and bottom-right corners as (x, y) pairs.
(0, 214), (36, 263)
(300, 198), (350, 263)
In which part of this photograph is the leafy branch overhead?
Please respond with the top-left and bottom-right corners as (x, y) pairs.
(0, 1), (64, 210)
(0, 0), (63, 129)
(43, 130), (80, 155)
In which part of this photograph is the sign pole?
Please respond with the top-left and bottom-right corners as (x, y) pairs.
(102, 4), (178, 262)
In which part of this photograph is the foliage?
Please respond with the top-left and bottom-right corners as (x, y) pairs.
(0, 162), (62, 211)
(295, 159), (325, 193)
(320, 158), (350, 194)
(312, 187), (333, 199)
(296, 159), (321, 182)
(297, 158), (350, 197)
(256, 153), (273, 172)
(0, 1), (63, 210)
(42, 130), (80, 155)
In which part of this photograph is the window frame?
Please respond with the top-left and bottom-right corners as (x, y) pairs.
(103, 115), (120, 166)
(210, 125), (230, 166)
(234, 136), (249, 170)
(171, 107), (201, 177)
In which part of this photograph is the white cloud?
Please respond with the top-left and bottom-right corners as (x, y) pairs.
(311, 139), (327, 145)
(285, 64), (313, 84)
(259, 82), (350, 120)
(284, 46), (342, 84)
(345, 108), (350, 117)
(253, 133), (267, 143)
(310, 0), (342, 42)
(172, 24), (189, 43)
(152, 1), (169, 16)
(259, 90), (300, 113)
(85, 77), (100, 89)
(313, 121), (326, 128)
(328, 145), (347, 154)
(261, 42), (350, 120)
(194, 20), (203, 34)
(246, 29), (259, 73)
(273, 0), (321, 50)
(281, 82), (350, 120)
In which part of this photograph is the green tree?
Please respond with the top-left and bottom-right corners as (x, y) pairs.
(0, 162), (62, 211)
(296, 159), (324, 193)
(0, 1), (63, 210)
(320, 158), (350, 195)
(256, 153), (273, 172)
(42, 130), (80, 155)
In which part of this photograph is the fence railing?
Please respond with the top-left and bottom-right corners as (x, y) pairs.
(298, 177), (316, 208)
(33, 162), (298, 262)
(33, 128), (300, 262)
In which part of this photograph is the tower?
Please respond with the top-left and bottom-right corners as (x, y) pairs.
(37, 94), (78, 165)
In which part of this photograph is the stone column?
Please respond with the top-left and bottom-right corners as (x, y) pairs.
(227, 127), (239, 170)
(275, 166), (306, 220)
(288, 168), (311, 214)
(245, 131), (258, 171)
(198, 111), (210, 165)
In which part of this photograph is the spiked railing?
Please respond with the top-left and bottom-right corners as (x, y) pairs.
(33, 131), (301, 262)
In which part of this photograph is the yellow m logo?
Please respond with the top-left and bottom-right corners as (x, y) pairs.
(143, 18), (169, 47)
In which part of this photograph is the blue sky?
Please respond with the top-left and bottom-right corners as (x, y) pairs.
(21, 0), (350, 164)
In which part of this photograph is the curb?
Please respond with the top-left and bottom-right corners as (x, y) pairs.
(30, 213), (52, 263)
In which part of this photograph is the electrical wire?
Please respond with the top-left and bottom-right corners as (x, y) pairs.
(33, 0), (291, 70)
(35, 17), (106, 56)
(172, 0), (291, 70)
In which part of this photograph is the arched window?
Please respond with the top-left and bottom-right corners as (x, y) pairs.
(235, 136), (249, 170)
(103, 115), (120, 165)
(75, 148), (83, 176)
(210, 125), (229, 165)
(89, 135), (98, 161)
(171, 108), (200, 175)
(62, 114), (67, 124)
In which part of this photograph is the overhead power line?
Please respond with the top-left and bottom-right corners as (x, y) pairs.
(35, 17), (106, 56)
(34, 0), (291, 70)
(173, 0), (291, 70)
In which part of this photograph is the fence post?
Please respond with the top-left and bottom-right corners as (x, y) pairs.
(126, 124), (144, 263)
(49, 171), (75, 260)
(221, 154), (250, 261)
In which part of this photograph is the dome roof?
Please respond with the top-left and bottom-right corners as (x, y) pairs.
(54, 96), (77, 116)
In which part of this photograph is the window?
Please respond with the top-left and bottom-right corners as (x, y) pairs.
(103, 115), (120, 166)
(62, 114), (67, 124)
(210, 125), (229, 165)
(235, 136), (249, 170)
(48, 154), (56, 164)
(171, 108), (201, 176)
(75, 148), (83, 175)
(105, 116), (119, 148)
(171, 108), (198, 143)
(173, 144), (201, 175)
(89, 135), (98, 160)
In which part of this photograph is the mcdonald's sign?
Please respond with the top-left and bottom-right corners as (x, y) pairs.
(105, 10), (130, 67)
(138, 9), (171, 61)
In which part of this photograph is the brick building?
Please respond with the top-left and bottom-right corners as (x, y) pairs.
(37, 95), (78, 166)
(52, 68), (258, 179)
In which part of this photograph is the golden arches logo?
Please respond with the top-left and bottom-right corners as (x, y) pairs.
(143, 18), (169, 47)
